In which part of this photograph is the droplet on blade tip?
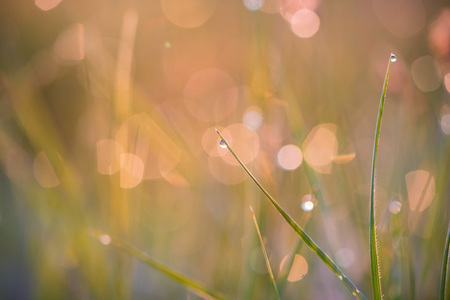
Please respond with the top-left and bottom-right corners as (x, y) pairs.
(390, 53), (397, 62)
(219, 139), (227, 149)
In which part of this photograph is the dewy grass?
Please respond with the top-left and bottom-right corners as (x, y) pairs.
(369, 53), (396, 300)
(440, 222), (450, 300)
(216, 130), (367, 300)
(249, 206), (281, 300)
(89, 229), (225, 300)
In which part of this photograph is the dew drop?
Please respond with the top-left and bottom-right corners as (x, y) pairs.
(390, 53), (397, 62)
(219, 139), (227, 149)
(338, 275), (343, 280)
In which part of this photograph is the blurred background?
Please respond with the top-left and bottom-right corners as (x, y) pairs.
(1, 0), (450, 299)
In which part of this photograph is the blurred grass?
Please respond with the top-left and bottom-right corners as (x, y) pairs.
(0, 1), (450, 299)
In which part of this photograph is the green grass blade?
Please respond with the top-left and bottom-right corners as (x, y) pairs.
(89, 229), (225, 300)
(216, 130), (367, 300)
(249, 206), (281, 300)
(440, 222), (450, 300)
(370, 53), (395, 300)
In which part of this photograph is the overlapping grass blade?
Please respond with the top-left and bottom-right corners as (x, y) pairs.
(89, 229), (225, 300)
(370, 53), (395, 299)
(216, 130), (367, 300)
(440, 222), (450, 300)
(249, 206), (281, 300)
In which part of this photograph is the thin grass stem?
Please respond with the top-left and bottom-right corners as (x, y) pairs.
(249, 206), (281, 300)
(216, 130), (367, 300)
(89, 229), (225, 300)
(370, 53), (395, 300)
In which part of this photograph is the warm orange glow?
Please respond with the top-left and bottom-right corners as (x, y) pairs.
(333, 153), (356, 164)
(33, 152), (60, 188)
(208, 156), (247, 185)
(219, 124), (260, 166)
(290, 9), (320, 38)
(303, 123), (338, 174)
(202, 126), (225, 157)
(162, 170), (190, 187)
(445, 73), (450, 93)
(280, 0), (321, 21)
(276, 144), (303, 170)
(183, 68), (238, 122)
(441, 113), (450, 135)
(35, 0), (61, 11)
(411, 56), (442, 92)
(243, 106), (263, 130)
(429, 9), (450, 59)
(373, 0), (425, 38)
(116, 113), (181, 180)
(96, 139), (124, 175)
(53, 23), (85, 63)
(405, 170), (435, 211)
(120, 153), (144, 188)
(161, 0), (217, 28)
(287, 254), (309, 282)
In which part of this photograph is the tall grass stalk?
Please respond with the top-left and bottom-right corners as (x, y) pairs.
(249, 206), (281, 300)
(440, 222), (450, 300)
(89, 229), (225, 300)
(369, 53), (395, 299)
(216, 130), (367, 300)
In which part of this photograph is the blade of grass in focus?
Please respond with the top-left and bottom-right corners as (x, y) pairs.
(89, 229), (225, 300)
(216, 130), (367, 300)
(369, 53), (396, 300)
(440, 222), (450, 300)
(249, 206), (281, 300)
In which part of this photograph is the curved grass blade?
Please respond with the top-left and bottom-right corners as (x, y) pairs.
(249, 206), (281, 300)
(216, 130), (367, 300)
(440, 222), (450, 300)
(89, 229), (225, 300)
(370, 53), (395, 299)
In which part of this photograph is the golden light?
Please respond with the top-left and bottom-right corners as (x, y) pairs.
(290, 9), (320, 38)
(202, 126), (225, 157)
(99, 234), (112, 245)
(301, 194), (315, 211)
(441, 114), (450, 135)
(280, 254), (309, 282)
(411, 56), (442, 92)
(276, 144), (303, 171)
(302, 123), (338, 174)
(183, 68), (238, 122)
(333, 153), (356, 164)
(405, 170), (435, 212)
(373, 0), (425, 38)
(208, 156), (247, 185)
(96, 139), (124, 175)
(219, 123), (260, 166)
(53, 23), (85, 64)
(116, 113), (181, 180)
(161, 0), (217, 28)
(35, 0), (61, 11)
(33, 152), (60, 188)
(243, 106), (263, 130)
(120, 153), (144, 189)
(445, 73), (450, 93)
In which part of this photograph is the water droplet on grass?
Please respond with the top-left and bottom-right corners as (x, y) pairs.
(390, 53), (397, 62)
(219, 139), (227, 149)
(338, 275), (343, 280)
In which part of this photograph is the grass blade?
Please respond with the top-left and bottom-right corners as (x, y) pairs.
(89, 229), (225, 300)
(440, 222), (450, 300)
(249, 206), (281, 300)
(216, 130), (367, 300)
(370, 53), (395, 299)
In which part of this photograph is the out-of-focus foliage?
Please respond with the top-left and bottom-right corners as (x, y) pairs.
(0, 0), (449, 299)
